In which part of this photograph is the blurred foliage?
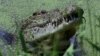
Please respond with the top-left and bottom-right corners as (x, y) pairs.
(0, 0), (100, 56)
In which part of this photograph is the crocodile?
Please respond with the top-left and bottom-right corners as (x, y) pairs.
(21, 5), (84, 56)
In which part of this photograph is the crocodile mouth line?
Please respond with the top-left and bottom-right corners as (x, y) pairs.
(24, 13), (82, 40)
(28, 18), (82, 40)
(24, 16), (81, 29)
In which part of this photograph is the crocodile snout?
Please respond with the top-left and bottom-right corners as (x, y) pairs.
(64, 5), (84, 23)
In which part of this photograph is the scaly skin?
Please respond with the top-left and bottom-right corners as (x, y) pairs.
(21, 5), (84, 56)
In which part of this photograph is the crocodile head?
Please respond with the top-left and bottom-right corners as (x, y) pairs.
(22, 5), (84, 41)
(21, 5), (84, 55)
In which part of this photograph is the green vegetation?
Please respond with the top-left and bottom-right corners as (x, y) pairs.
(0, 0), (100, 56)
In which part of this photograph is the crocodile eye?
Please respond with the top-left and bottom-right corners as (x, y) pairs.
(33, 12), (39, 16)
(41, 10), (47, 14)
(32, 27), (39, 33)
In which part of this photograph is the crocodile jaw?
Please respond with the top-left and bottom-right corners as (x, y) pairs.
(25, 18), (81, 41)
(23, 5), (84, 42)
